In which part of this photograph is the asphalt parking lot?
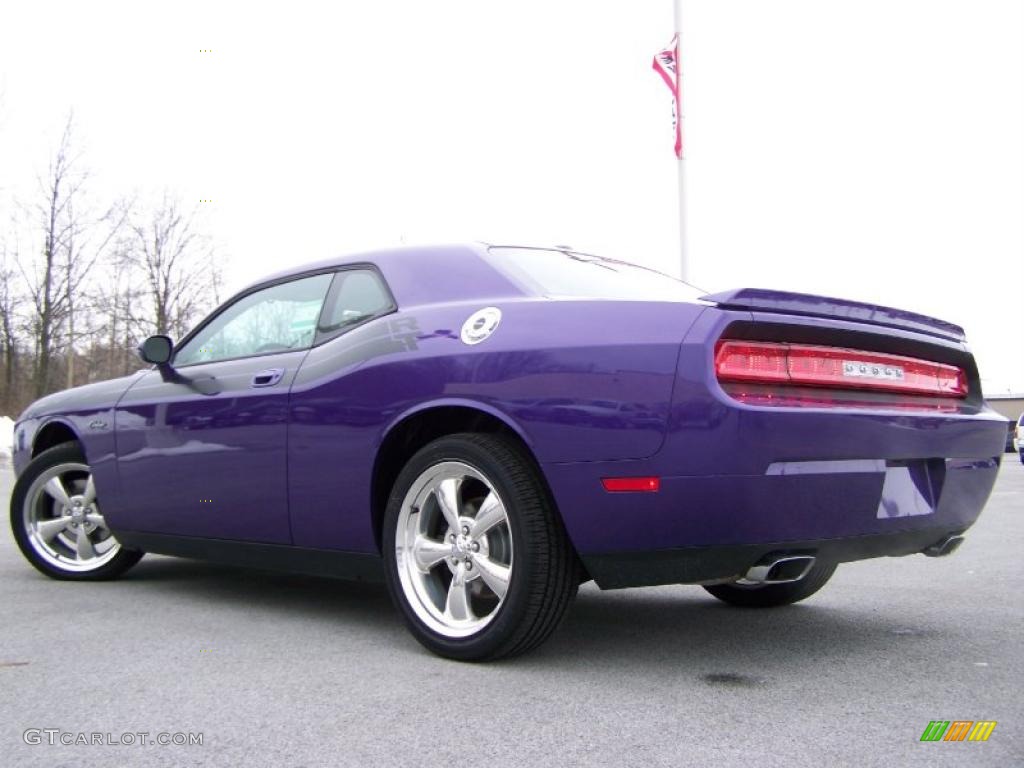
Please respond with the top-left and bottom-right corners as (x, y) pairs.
(1, 457), (1021, 767)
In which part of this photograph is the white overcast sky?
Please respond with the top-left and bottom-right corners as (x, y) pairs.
(1, 0), (1021, 392)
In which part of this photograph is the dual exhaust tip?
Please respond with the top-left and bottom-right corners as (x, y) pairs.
(739, 535), (966, 585)
(922, 534), (965, 558)
(740, 555), (816, 585)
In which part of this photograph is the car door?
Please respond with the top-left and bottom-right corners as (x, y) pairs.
(112, 271), (335, 542)
(285, 267), (402, 552)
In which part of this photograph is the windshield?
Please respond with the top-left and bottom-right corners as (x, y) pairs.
(486, 246), (703, 302)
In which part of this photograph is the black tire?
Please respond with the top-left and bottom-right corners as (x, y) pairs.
(10, 443), (144, 581)
(703, 560), (837, 608)
(382, 433), (579, 661)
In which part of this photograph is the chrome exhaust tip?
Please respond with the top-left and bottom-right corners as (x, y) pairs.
(739, 554), (816, 585)
(922, 535), (965, 558)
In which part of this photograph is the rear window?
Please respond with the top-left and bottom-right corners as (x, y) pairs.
(316, 269), (394, 341)
(486, 247), (704, 303)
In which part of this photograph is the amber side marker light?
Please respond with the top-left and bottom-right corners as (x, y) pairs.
(601, 477), (661, 493)
(714, 341), (968, 397)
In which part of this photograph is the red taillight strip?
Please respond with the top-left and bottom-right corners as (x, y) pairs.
(715, 341), (967, 398)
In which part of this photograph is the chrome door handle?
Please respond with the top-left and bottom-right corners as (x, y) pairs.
(250, 368), (285, 387)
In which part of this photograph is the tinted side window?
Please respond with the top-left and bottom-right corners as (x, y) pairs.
(316, 269), (394, 342)
(175, 273), (333, 365)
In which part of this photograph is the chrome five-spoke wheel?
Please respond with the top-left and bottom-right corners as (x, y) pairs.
(396, 461), (513, 637)
(383, 433), (579, 661)
(10, 443), (143, 581)
(22, 461), (120, 571)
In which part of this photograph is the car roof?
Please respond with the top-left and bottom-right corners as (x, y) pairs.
(239, 242), (529, 308)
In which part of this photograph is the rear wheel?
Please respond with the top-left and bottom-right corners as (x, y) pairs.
(383, 433), (578, 661)
(10, 443), (143, 581)
(703, 561), (837, 608)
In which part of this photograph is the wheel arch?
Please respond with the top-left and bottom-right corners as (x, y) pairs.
(369, 400), (551, 552)
(32, 418), (82, 458)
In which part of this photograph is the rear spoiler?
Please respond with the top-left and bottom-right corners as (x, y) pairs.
(701, 288), (966, 343)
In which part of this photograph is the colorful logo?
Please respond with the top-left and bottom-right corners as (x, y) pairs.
(920, 720), (997, 742)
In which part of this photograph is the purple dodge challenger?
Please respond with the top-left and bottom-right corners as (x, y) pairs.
(8, 244), (1006, 660)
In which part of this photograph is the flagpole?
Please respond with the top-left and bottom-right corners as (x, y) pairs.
(674, 0), (689, 283)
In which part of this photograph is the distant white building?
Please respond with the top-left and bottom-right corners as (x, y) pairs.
(988, 394), (1024, 422)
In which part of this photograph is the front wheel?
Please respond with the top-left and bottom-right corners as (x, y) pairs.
(703, 560), (837, 608)
(10, 443), (143, 581)
(383, 433), (578, 661)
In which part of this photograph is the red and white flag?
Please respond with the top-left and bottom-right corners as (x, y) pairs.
(652, 34), (682, 158)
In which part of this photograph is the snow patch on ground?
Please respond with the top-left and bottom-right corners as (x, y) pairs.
(0, 416), (14, 457)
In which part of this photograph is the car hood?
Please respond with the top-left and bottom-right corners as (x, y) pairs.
(20, 371), (149, 420)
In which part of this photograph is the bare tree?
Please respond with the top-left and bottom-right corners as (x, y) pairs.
(92, 244), (146, 378)
(14, 115), (127, 396)
(0, 245), (21, 412)
(1, 113), (222, 410)
(124, 193), (220, 340)
(61, 195), (128, 387)
(19, 115), (83, 397)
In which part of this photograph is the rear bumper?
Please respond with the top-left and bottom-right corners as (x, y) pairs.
(546, 454), (1000, 588)
(581, 527), (969, 589)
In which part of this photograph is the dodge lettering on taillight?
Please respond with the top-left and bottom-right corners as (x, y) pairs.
(842, 361), (905, 382)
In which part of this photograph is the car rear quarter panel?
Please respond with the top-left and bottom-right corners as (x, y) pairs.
(545, 306), (1005, 558)
(286, 298), (705, 551)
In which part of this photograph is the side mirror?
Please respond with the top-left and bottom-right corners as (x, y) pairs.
(138, 335), (174, 366)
